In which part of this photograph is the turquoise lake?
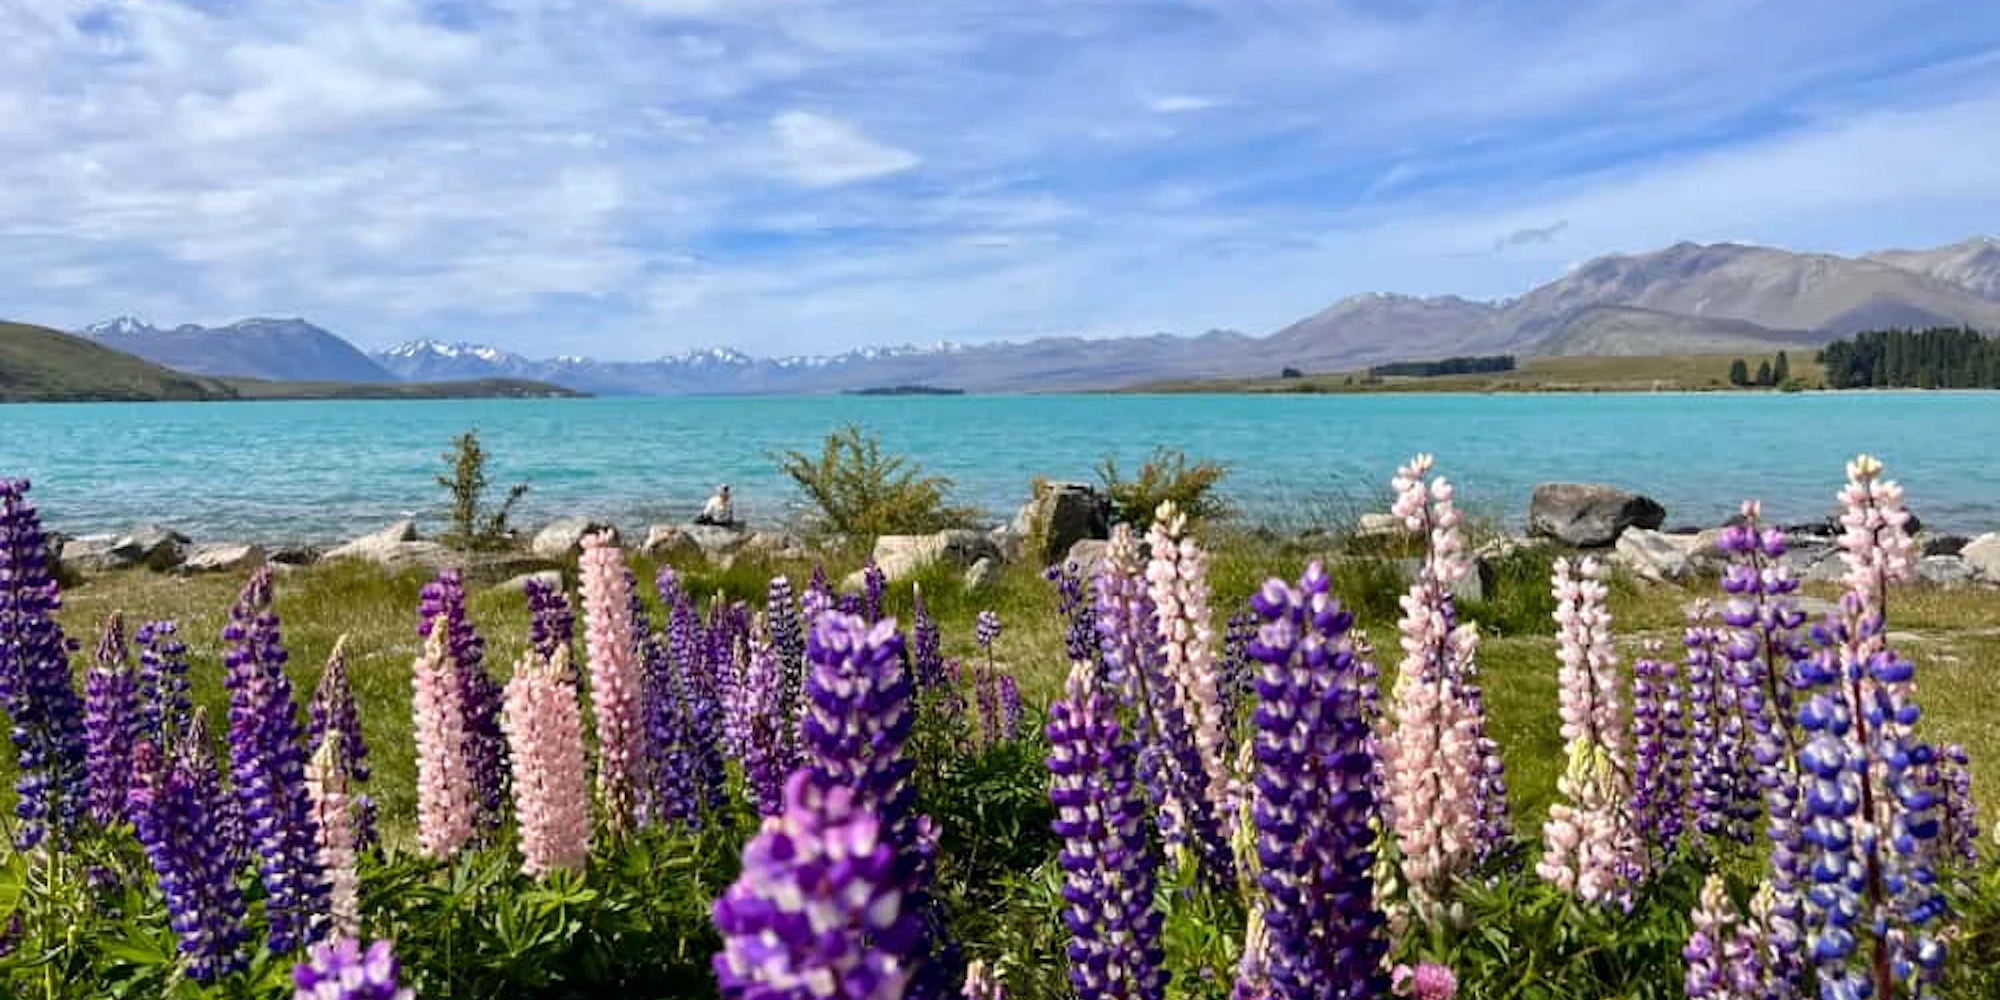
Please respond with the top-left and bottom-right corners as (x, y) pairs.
(3, 393), (1996, 543)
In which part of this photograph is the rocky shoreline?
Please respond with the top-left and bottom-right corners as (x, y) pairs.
(49, 479), (2000, 593)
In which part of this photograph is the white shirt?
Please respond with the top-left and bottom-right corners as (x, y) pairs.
(702, 493), (733, 522)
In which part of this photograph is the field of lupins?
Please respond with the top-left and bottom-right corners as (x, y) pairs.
(3, 454), (2000, 999)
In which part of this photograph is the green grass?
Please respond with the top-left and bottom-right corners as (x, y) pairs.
(1130, 353), (1831, 394)
(41, 531), (2000, 849)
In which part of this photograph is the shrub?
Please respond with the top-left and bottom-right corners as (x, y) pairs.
(1096, 446), (1231, 526)
(775, 424), (978, 542)
(437, 428), (528, 551)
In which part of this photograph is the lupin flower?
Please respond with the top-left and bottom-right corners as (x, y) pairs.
(1682, 874), (1763, 1000)
(1454, 626), (1512, 862)
(1795, 456), (1943, 999)
(736, 641), (794, 815)
(1538, 556), (1639, 907)
(135, 619), (192, 744)
(974, 661), (1002, 747)
(1391, 963), (1459, 1000)
(84, 613), (142, 827)
(768, 575), (808, 731)
(1238, 562), (1388, 1000)
(863, 559), (888, 623)
(975, 610), (1002, 650)
(671, 592), (729, 823)
(1047, 561), (1101, 668)
(305, 730), (362, 941)
(411, 624), (475, 860)
(1145, 502), (1232, 821)
(713, 769), (919, 1000)
(223, 566), (328, 955)
(997, 674), (1022, 743)
(503, 645), (592, 876)
(292, 937), (415, 1000)
(1380, 455), (1491, 911)
(1682, 601), (1756, 844)
(523, 574), (576, 669)
(1934, 744), (1979, 868)
(308, 637), (376, 849)
(580, 533), (645, 832)
(1216, 611), (1256, 741)
(1631, 644), (1689, 866)
(419, 569), (508, 831)
(1047, 658), (1168, 1000)
(0, 478), (89, 849)
(962, 959), (1007, 1000)
(127, 713), (250, 983)
(910, 586), (965, 737)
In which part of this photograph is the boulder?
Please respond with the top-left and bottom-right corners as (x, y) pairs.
(112, 523), (190, 571)
(321, 520), (420, 563)
(846, 529), (1004, 589)
(963, 557), (1002, 591)
(685, 524), (751, 558)
(641, 524), (702, 563)
(1354, 512), (1407, 540)
(532, 517), (618, 561)
(1017, 481), (1112, 568)
(1916, 556), (1974, 587)
(58, 534), (129, 574)
(1065, 538), (1112, 575)
(1612, 528), (1696, 584)
(180, 543), (265, 574)
(743, 531), (806, 558)
(1527, 483), (1666, 548)
(503, 569), (565, 594)
(268, 544), (321, 566)
(1959, 533), (2000, 582)
(1923, 534), (1971, 558)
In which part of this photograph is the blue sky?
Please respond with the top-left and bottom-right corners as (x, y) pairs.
(5, 0), (2000, 359)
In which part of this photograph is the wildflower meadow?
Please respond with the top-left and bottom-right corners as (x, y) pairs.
(2, 452), (1998, 999)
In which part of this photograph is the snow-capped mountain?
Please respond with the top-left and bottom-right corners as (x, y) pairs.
(81, 316), (398, 383)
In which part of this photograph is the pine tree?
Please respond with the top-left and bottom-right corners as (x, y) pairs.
(1755, 359), (1774, 386)
(1728, 358), (1750, 386)
(1773, 351), (1790, 385)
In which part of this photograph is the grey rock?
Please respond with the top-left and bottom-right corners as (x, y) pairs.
(1917, 556), (1974, 587)
(1612, 528), (1695, 583)
(321, 520), (419, 562)
(1922, 534), (1970, 558)
(1065, 539), (1112, 575)
(503, 569), (565, 594)
(641, 524), (702, 563)
(180, 543), (265, 574)
(1959, 533), (2000, 581)
(1017, 481), (1112, 568)
(849, 529), (1005, 589)
(684, 524), (751, 557)
(268, 544), (321, 566)
(963, 557), (1002, 591)
(58, 534), (130, 574)
(1354, 512), (1407, 540)
(112, 523), (190, 570)
(1527, 483), (1666, 548)
(532, 517), (619, 561)
(743, 531), (808, 561)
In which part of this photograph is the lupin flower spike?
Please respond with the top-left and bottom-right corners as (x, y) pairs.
(503, 646), (592, 876)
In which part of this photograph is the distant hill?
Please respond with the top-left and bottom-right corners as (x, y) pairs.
(1531, 306), (1822, 357)
(2, 320), (582, 403)
(83, 316), (399, 383)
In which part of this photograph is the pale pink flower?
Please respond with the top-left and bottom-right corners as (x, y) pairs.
(1393, 962), (1459, 1000)
(412, 624), (475, 860)
(503, 645), (592, 877)
(579, 533), (644, 832)
(1144, 501), (1230, 814)
(1380, 454), (1488, 912)
(1836, 454), (1914, 611)
(305, 728), (360, 940)
(1538, 556), (1639, 906)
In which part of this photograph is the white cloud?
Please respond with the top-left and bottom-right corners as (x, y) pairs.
(1145, 94), (1227, 114)
(765, 110), (921, 187)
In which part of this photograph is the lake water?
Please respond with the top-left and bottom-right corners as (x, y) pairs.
(3, 393), (1997, 544)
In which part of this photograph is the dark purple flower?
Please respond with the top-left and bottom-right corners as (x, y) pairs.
(128, 716), (250, 983)
(862, 559), (887, 623)
(523, 575), (575, 670)
(975, 611), (1001, 650)
(1048, 561), (1101, 668)
(292, 937), (414, 1000)
(224, 566), (328, 955)
(767, 575), (807, 731)
(804, 564), (833, 622)
(1216, 611), (1256, 735)
(713, 769), (919, 1000)
(1237, 563), (1388, 1000)
(734, 643), (793, 815)
(0, 478), (88, 849)
(997, 674), (1023, 743)
(1934, 743), (1979, 869)
(419, 569), (508, 831)
(135, 620), (191, 745)
(1682, 602), (1756, 845)
(1631, 647), (1689, 865)
(676, 595), (729, 820)
(84, 613), (143, 827)
(1047, 658), (1167, 1000)
(308, 638), (376, 849)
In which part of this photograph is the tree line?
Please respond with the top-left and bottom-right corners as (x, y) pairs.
(1726, 352), (1793, 388)
(1368, 354), (1517, 378)
(1815, 326), (2000, 389)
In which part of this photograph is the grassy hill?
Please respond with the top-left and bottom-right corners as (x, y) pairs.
(1127, 352), (1826, 394)
(2, 320), (583, 402)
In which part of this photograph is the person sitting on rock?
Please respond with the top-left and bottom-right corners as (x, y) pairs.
(695, 484), (736, 527)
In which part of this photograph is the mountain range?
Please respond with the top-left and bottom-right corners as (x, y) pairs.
(72, 236), (2000, 394)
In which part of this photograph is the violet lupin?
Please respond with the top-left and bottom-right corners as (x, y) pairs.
(308, 637), (376, 849)
(1538, 556), (1639, 907)
(135, 619), (191, 744)
(523, 574), (576, 669)
(1933, 744), (1978, 868)
(1795, 455), (1943, 998)
(1683, 874), (1765, 1000)
(0, 477), (88, 850)
(863, 559), (887, 623)
(84, 613), (143, 827)
(1237, 562), (1388, 1000)
(997, 674), (1022, 743)
(768, 574), (808, 734)
(419, 569), (508, 832)
(1047, 657), (1167, 1000)
(1630, 643), (1689, 866)
(1682, 600), (1755, 844)
(292, 937), (415, 1000)
(222, 565), (328, 955)
(712, 769), (920, 1000)
(736, 641), (794, 815)
(671, 592), (728, 822)
(127, 712), (249, 983)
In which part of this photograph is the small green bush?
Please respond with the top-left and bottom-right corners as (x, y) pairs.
(1097, 446), (1231, 526)
(436, 428), (528, 551)
(775, 424), (978, 542)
